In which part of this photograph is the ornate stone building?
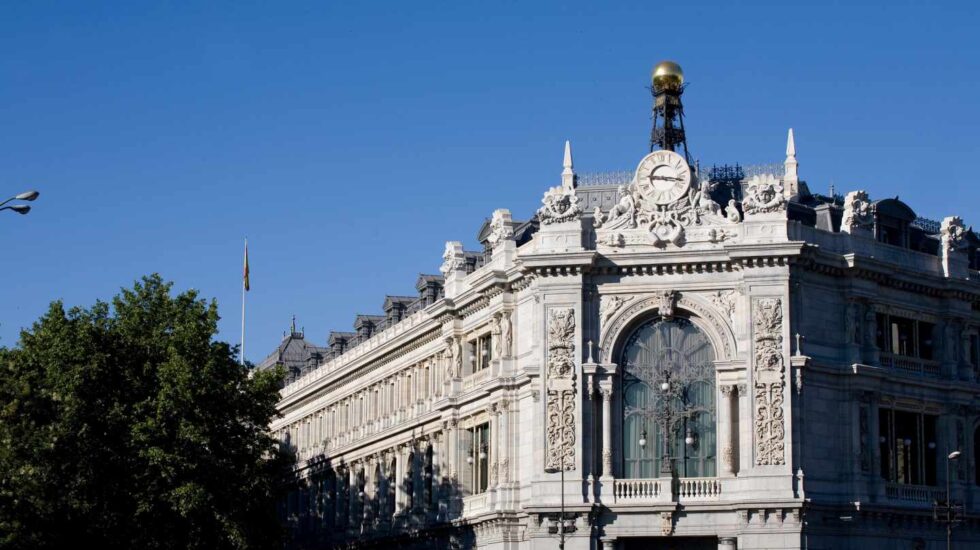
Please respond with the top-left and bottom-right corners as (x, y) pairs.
(264, 65), (980, 549)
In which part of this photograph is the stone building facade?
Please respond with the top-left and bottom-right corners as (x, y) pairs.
(264, 109), (980, 549)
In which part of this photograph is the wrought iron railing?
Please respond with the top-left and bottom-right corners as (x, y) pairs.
(577, 162), (784, 187)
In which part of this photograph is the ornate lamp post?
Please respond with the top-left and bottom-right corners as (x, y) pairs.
(934, 450), (963, 550)
(654, 370), (705, 476)
(545, 393), (575, 549)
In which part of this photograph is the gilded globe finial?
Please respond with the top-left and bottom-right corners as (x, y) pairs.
(652, 60), (684, 91)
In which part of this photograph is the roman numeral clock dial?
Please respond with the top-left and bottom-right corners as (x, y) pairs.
(635, 150), (692, 206)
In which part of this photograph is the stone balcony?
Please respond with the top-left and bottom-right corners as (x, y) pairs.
(609, 476), (723, 504)
(884, 482), (946, 504)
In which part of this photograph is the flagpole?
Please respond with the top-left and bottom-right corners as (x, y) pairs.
(241, 238), (247, 365)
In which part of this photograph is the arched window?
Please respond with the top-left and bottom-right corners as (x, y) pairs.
(622, 317), (716, 478)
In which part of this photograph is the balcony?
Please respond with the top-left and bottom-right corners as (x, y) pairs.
(610, 477), (721, 503)
(461, 492), (491, 516)
(885, 482), (946, 503)
(613, 478), (664, 502)
(879, 352), (940, 376)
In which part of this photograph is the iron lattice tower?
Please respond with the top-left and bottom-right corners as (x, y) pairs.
(649, 61), (691, 164)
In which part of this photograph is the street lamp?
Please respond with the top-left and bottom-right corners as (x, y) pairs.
(0, 190), (40, 216)
(545, 394), (575, 550)
(934, 450), (963, 550)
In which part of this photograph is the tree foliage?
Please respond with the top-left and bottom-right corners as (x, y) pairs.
(0, 275), (291, 549)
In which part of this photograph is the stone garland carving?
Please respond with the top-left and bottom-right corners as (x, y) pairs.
(841, 190), (872, 232)
(600, 295), (633, 330)
(742, 174), (786, 215)
(708, 289), (738, 326)
(752, 297), (786, 466)
(940, 216), (970, 252)
(546, 308), (576, 471)
(537, 185), (581, 225)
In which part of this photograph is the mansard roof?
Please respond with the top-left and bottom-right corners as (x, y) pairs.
(416, 274), (444, 290)
(255, 329), (329, 379)
(383, 295), (416, 310)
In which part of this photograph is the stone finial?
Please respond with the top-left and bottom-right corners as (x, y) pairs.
(486, 208), (515, 247)
(783, 128), (800, 199)
(841, 190), (872, 233)
(439, 241), (465, 275)
(940, 216), (969, 253)
(561, 140), (575, 190)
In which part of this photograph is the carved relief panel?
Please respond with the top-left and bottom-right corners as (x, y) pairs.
(752, 297), (786, 466)
(546, 308), (576, 471)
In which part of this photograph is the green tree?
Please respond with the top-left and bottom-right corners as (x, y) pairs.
(0, 275), (292, 549)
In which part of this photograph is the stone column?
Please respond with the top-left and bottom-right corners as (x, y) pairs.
(737, 383), (751, 470)
(348, 463), (358, 530)
(600, 385), (614, 479)
(363, 458), (374, 525)
(489, 403), (500, 488)
(718, 537), (737, 549)
(394, 446), (407, 515)
(720, 385), (736, 476)
(601, 538), (617, 550)
(498, 400), (510, 485)
(448, 419), (459, 483)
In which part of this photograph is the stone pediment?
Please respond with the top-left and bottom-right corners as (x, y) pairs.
(593, 150), (742, 250)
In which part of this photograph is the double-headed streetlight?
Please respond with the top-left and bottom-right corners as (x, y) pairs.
(1, 190), (40, 216)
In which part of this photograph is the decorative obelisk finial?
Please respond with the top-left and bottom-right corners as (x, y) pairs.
(561, 140), (576, 190)
(783, 128), (800, 200)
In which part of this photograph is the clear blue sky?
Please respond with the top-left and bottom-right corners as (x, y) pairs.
(1, 1), (978, 362)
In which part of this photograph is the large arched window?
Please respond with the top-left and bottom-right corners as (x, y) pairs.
(622, 317), (716, 478)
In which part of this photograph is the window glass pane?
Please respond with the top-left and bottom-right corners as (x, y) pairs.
(621, 317), (716, 478)
(917, 321), (934, 360)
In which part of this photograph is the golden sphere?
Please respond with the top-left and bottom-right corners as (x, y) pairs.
(652, 60), (684, 91)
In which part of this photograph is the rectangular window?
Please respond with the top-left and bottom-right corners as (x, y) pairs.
(464, 422), (491, 494)
(878, 408), (938, 486)
(470, 334), (493, 373)
(970, 333), (979, 367)
(876, 313), (934, 359)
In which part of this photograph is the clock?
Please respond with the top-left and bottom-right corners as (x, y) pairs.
(634, 150), (691, 205)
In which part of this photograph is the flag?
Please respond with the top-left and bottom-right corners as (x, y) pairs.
(243, 240), (250, 292)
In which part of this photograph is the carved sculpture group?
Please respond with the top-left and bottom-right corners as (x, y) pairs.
(593, 175), (744, 247)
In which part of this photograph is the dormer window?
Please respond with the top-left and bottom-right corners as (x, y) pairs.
(873, 198), (917, 249)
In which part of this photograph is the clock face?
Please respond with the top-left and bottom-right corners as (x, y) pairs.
(635, 150), (691, 205)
